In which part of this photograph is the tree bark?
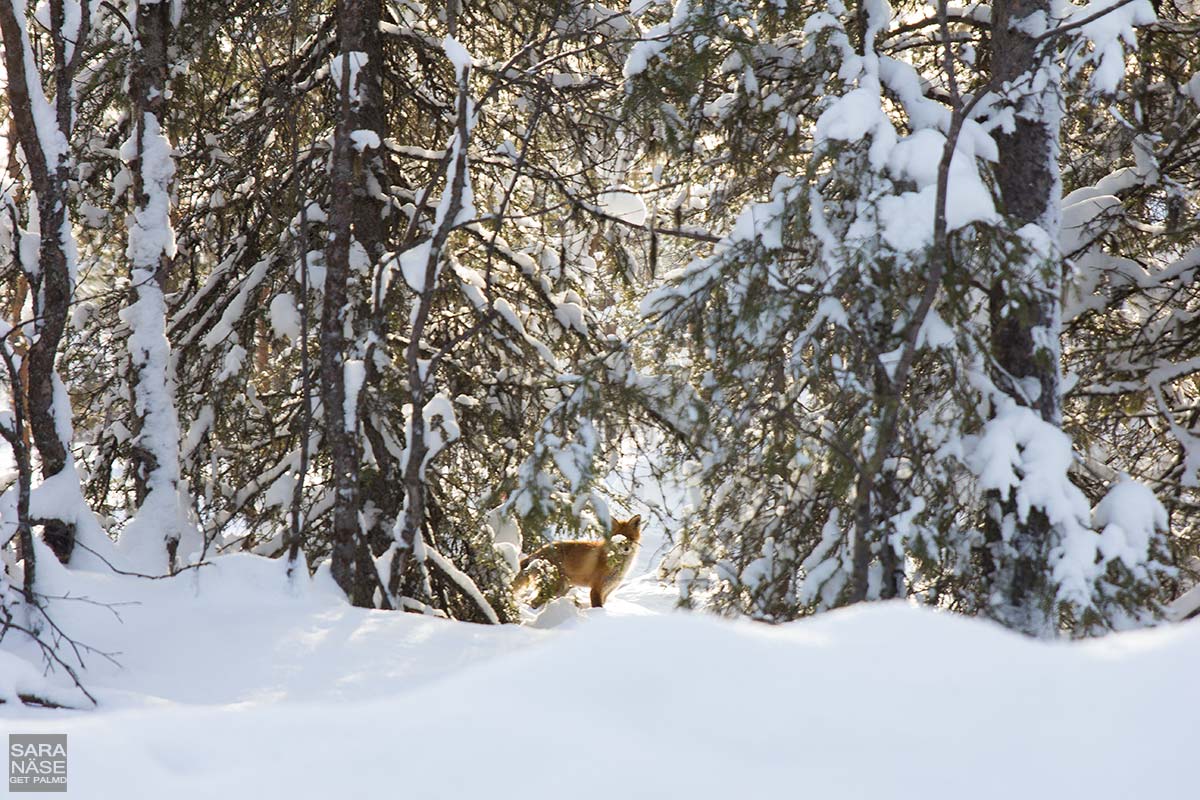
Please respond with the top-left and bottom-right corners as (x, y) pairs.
(987, 0), (1063, 635)
(323, 0), (385, 606)
(339, 0), (399, 564)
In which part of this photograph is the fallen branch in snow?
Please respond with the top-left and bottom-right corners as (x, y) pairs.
(0, 616), (99, 708)
(72, 540), (212, 581)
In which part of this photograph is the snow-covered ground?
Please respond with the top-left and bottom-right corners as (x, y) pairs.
(2, 522), (1197, 798)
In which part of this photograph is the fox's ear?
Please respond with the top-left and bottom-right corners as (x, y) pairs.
(627, 515), (641, 531)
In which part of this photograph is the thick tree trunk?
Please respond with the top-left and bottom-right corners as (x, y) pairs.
(323, 60), (367, 604)
(323, 0), (385, 606)
(987, 0), (1063, 635)
(339, 0), (398, 561)
(340, 0), (386, 268)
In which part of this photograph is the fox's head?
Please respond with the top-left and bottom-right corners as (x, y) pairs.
(611, 515), (642, 544)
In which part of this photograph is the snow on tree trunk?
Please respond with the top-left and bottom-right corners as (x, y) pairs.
(986, 0), (1066, 636)
(118, 0), (196, 574)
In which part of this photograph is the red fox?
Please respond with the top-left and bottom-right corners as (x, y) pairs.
(513, 515), (642, 608)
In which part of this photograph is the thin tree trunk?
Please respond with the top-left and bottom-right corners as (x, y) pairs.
(286, 0), (312, 574)
(846, 0), (966, 605)
(0, 337), (36, 605)
(389, 24), (472, 602)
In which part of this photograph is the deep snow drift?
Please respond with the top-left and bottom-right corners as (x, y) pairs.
(1, 539), (1196, 798)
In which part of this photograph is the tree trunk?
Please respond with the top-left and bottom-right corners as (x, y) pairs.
(124, 0), (187, 572)
(0, 344), (36, 605)
(0, 0), (90, 563)
(987, 0), (1063, 636)
(323, 0), (385, 606)
(389, 20), (472, 603)
(339, 0), (398, 562)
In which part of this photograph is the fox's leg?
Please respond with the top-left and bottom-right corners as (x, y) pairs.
(590, 584), (603, 608)
(595, 570), (627, 607)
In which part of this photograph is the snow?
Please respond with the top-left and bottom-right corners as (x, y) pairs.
(553, 299), (587, 334)
(349, 129), (381, 152)
(216, 344), (246, 381)
(812, 45), (998, 258)
(442, 35), (473, 79)
(916, 307), (955, 349)
(1093, 473), (1168, 570)
(814, 86), (896, 169)
(438, 134), (476, 229)
(263, 473), (296, 510)
(1188, 71), (1200, 107)
(117, 105), (196, 573)
(623, 0), (691, 79)
(596, 187), (647, 226)
(201, 258), (272, 348)
(393, 99), (476, 302)
(964, 397), (1133, 611)
(10, 0), (69, 169)
(343, 359), (365, 432)
(420, 391), (460, 474)
(1066, 0), (1156, 94)
(729, 193), (786, 249)
(1061, 193), (1121, 254)
(1, 548), (1196, 797)
(422, 540), (500, 624)
(125, 115), (178, 267)
(20, 462), (126, 574)
(487, 506), (522, 572)
(1, 0), (1194, 789)
(969, 400), (1083, 514)
(329, 51), (369, 102)
(268, 292), (301, 344)
(399, 240), (434, 293)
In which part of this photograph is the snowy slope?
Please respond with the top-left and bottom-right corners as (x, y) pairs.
(1, 541), (1196, 798)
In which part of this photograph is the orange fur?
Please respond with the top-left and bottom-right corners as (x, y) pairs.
(513, 516), (642, 608)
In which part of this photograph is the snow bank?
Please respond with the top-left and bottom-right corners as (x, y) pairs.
(1, 548), (1194, 797)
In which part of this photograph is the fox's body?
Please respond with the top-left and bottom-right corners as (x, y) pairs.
(514, 516), (641, 608)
